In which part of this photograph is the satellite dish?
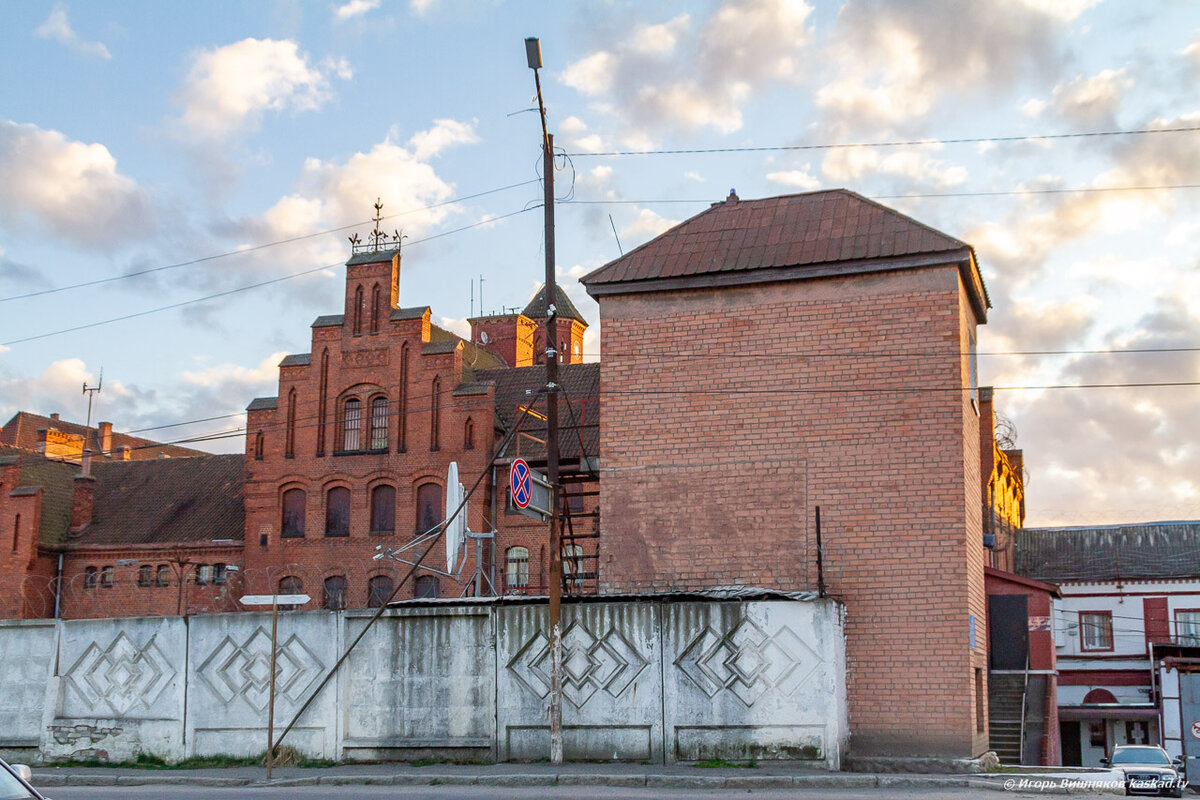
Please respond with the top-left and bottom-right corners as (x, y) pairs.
(479, 331), (491, 344)
(445, 462), (467, 573)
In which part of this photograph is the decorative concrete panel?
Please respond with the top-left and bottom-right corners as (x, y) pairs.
(663, 600), (845, 766)
(497, 602), (662, 762)
(50, 616), (187, 762)
(185, 611), (338, 759)
(0, 620), (56, 748)
(342, 606), (495, 760)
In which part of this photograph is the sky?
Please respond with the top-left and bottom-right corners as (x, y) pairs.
(0, 0), (1197, 528)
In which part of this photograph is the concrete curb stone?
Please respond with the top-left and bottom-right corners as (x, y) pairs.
(556, 774), (648, 786)
(645, 774), (726, 788)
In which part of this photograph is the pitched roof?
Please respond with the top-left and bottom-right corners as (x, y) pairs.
(1016, 522), (1200, 582)
(427, 323), (507, 371)
(474, 363), (600, 461)
(279, 353), (311, 367)
(581, 189), (988, 318)
(312, 314), (344, 328)
(0, 411), (208, 461)
(1, 447), (78, 547)
(522, 284), (587, 323)
(73, 454), (245, 546)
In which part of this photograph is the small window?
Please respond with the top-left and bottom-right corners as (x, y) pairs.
(1177, 610), (1200, 646)
(370, 485), (396, 535)
(414, 575), (439, 599)
(84, 566), (98, 589)
(370, 397), (388, 450)
(1080, 611), (1114, 651)
(196, 564), (213, 585)
(368, 575), (394, 608)
(416, 483), (442, 535)
(214, 563), (227, 585)
(278, 576), (303, 610)
(282, 488), (306, 538)
(430, 377), (440, 451)
(12, 513), (19, 552)
(100, 565), (114, 588)
(325, 486), (351, 537)
(353, 285), (364, 336)
(370, 284), (381, 335)
(506, 546), (530, 590)
(974, 668), (985, 733)
(156, 565), (170, 587)
(464, 417), (474, 450)
(343, 398), (362, 451)
(323, 575), (348, 610)
(137, 565), (152, 587)
(254, 431), (264, 460)
(286, 389), (297, 459)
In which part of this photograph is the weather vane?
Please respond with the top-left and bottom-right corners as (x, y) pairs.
(350, 197), (406, 254)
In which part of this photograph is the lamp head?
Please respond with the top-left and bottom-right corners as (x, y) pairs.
(525, 37), (542, 70)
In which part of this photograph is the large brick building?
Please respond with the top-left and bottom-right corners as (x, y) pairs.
(580, 189), (995, 760)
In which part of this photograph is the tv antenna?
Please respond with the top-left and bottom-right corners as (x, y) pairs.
(82, 368), (103, 431)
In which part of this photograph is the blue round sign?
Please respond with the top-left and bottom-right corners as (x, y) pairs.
(510, 459), (532, 508)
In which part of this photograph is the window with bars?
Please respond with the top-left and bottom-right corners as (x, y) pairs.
(506, 546), (530, 589)
(370, 485), (395, 534)
(84, 566), (98, 588)
(370, 397), (388, 450)
(324, 575), (348, 610)
(100, 565), (114, 588)
(137, 565), (152, 587)
(156, 565), (170, 587)
(414, 575), (439, 598)
(368, 575), (394, 608)
(343, 398), (362, 451)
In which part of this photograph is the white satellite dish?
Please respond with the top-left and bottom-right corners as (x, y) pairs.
(479, 330), (491, 344)
(445, 462), (467, 573)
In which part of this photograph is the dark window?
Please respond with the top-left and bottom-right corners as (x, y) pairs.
(11, 513), (19, 551)
(974, 668), (985, 733)
(278, 576), (303, 610)
(506, 547), (529, 589)
(281, 488), (306, 538)
(370, 284), (381, 334)
(317, 350), (329, 456)
(353, 285), (363, 335)
(343, 398), (362, 451)
(323, 575), (348, 610)
(370, 397), (388, 450)
(416, 483), (442, 534)
(464, 417), (474, 450)
(325, 486), (351, 537)
(397, 345), (408, 452)
(137, 565), (152, 587)
(214, 563), (227, 585)
(100, 565), (113, 588)
(156, 565), (170, 587)
(84, 566), (98, 588)
(368, 575), (394, 608)
(430, 377), (440, 451)
(285, 389), (296, 458)
(414, 575), (439, 599)
(254, 430), (264, 460)
(370, 485), (396, 534)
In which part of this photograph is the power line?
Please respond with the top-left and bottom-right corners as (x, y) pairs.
(564, 125), (1200, 157)
(1, 207), (537, 348)
(578, 346), (1200, 359)
(0, 179), (540, 304)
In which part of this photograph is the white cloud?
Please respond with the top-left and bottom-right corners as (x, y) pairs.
(684, 170), (706, 183)
(410, 0), (437, 15)
(1013, 0), (1101, 21)
(622, 208), (680, 240)
(180, 352), (287, 388)
(406, 118), (479, 161)
(438, 316), (470, 338)
(175, 38), (349, 140)
(0, 120), (152, 248)
(34, 4), (111, 59)
(766, 167), (820, 190)
(333, 0), (380, 21)
(821, 145), (967, 188)
(1050, 68), (1131, 126)
(563, 51), (616, 96)
(630, 15), (690, 57)
(1021, 98), (1047, 117)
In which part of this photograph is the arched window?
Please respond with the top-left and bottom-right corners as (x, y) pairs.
(343, 398), (362, 451)
(281, 488), (306, 538)
(414, 575), (439, 599)
(156, 564), (170, 587)
(84, 566), (98, 589)
(254, 430), (264, 460)
(352, 285), (363, 335)
(370, 485), (396, 534)
(464, 417), (474, 450)
(397, 343), (409, 452)
(100, 566), (113, 588)
(369, 396), (388, 450)
(506, 547), (530, 590)
(370, 284), (381, 334)
(323, 575), (348, 610)
(137, 565), (152, 587)
(317, 349), (329, 456)
(416, 483), (442, 534)
(430, 377), (441, 451)
(278, 576), (303, 610)
(368, 575), (394, 608)
(325, 486), (351, 537)
(285, 389), (296, 458)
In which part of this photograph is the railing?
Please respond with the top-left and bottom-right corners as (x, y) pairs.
(1019, 649), (1031, 765)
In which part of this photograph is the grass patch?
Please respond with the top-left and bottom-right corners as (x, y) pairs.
(48, 749), (337, 770)
(691, 758), (758, 769)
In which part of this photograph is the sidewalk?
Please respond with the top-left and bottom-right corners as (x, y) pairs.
(28, 762), (1119, 793)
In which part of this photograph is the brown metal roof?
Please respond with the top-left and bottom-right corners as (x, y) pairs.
(73, 454), (245, 546)
(581, 189), (986, 315)
(1016, 521), (1200, 582)
(474, 363), (600, 461)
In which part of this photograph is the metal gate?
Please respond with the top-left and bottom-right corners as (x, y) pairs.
(1178, 671), (1200, 778)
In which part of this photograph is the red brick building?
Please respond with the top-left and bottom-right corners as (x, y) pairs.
(579, 189), (996, 761)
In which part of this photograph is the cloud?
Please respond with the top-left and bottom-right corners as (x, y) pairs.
(766, 167), (820, 190)
(175, 38), (350, 140)
(406, 118), (479, 160)
(410, 0), (437, 15)
(0, 248), (51, 290)
(821, 145), (967, 188)
(333, 0), (380, 21)
(622, 208), (680, 240)
(561, 0), (814, 139)
(0, 120), (153, 248)
(816, 0), (1073, 128)
(1049, 68), (1131, 126)
(34, 4), (111, 59)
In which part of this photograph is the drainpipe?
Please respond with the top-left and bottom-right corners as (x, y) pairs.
(53, 551), (64, 619)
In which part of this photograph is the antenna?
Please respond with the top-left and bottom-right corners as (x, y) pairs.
(479, 274), (485, 317)
(608, 214), (624, 255)
(470, 278), (474, 318)
(82, 368), (103, 431)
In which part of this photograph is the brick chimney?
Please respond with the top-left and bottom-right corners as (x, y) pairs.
(70, 450), (96, 533)
(98, 421), (113, 454)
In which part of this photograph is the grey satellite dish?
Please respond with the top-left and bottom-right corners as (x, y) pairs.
(479, 331), (491, 344)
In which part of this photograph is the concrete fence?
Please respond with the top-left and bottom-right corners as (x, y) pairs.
(0, 596), (846, 768)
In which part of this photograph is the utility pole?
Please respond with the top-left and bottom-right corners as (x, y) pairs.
(526, 35), (564, 766)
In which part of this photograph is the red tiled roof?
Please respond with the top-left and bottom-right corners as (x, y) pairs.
(0, 411), (208, 460)
(582, 190), (985, 313)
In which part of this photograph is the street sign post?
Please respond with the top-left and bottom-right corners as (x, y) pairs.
(240, 593), (311, 779)
(509, 459), (553, 521)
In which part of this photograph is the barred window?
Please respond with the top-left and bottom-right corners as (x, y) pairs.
(506, 546), (529, 589)
(368, 575), (394, 608)
(416, 483), (441, 535)
(100, 565), (114, 588)
(370, 397), (388, 450)
(137, 565), (152, 587)
(156, 565), (170, 587)
(325, 486), (351, 537)
(370, 485), (395, 534)
(343, 398), (362, 451)
(84, 566), (98, 589)
(323, 575), (348, 610)
(415, 575), (439, 598)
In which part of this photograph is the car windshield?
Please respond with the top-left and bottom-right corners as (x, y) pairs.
(1112, 747), (1172, 766)
(0, 765), (36, 800)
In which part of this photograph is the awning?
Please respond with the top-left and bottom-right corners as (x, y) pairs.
(1059, 706), (1158, 721)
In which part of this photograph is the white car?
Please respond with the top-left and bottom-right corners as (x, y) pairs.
(0, 757), (48, 800)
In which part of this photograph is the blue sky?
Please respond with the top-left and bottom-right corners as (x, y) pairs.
(0, 0), (1197, 526)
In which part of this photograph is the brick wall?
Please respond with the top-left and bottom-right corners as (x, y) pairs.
(595, 265), (988, 758)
